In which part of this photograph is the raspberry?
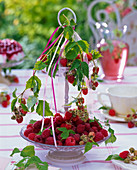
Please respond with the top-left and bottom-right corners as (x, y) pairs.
(54, 113), (61, 117)
(34, 135), (43, 143)
(42, 129), (51, 139)
(83, 131), (88, 135)
(76, 54), (81, 59)
(27, 124), (33, 129)
(78, 97), (84, 104)
(75, 118), (84, 126)
(28, 133), (36, 141)
(128, 121), (135, 128)
(33, 120), (42, 130)
(127, 114), (131, 118)
(94, 81), (99, 87)
(72, 115), (79, 122)
(94, 132), (104, 142)
(87, 53), (92, 61)
(55, 115), (63, 125)
(71, 125), (76, 132)
(100, 129), (108, 137)
(57, 140), (63, 146)
(16, 116), (23, 124)
(24, 128), (33, 137)
(57, 134), (62, 141)
(119, 151), (129, 159)
(73, 134), (80, 143)
(45, 137), (54, 145)
(85, 123), (90, 131)
(65, 136), (76, 146)
(76, 124), (85, 134)
(92, 126), (98, 133)
(60, 58), (67, 67)
(6, 94), (10, 101)
(67, 75), (75, 84)
(13, 77), (19, 83)
(60, 123), (66, 128)
(55, 127), (61, 134)
(21, 98), (26, 105)
(2, 100), (8, 107)
(82, 87), (88, 95)
(90, 121), (99, 127)
(20, 108), (27, 115)
(109, 109), (116, 116)
(44, 118), (51, 127)
(66, 123), (71, 130)
(64, 111), (72, 121)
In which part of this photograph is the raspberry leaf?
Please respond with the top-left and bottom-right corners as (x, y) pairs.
(58, 127), (67, 132)
(106, 154), (124, 161)
(15, 158), (27, 168)
(77, 40), (89, 53)
(20, 145), (35, 157)
(21, 103), (29, 112)
(11, 98), (17, 111)
(68, 129), (75, 134)
(66, 49), (78, 60)
(33, 61), (47, 71)
(70, 19), (76, 27)
(98, 106), (110, 110)
(64, 26), (74, 40)
(70, 59), (81, 71)
(27, 96), (37, 109)
(61, 131), (69, 140)
(29, 119), (37, 124)
(84, 142), (99, 154)
(12, 88), (17, 98)
(36, 100), (53, 116)
(26, 76), (36, 89)
(105, 134), (116, 145)
(91, 49), (102, 59)
(81, 62), (89, 79)
(58, 127), (75, 139)
(10, 147), (20, 157)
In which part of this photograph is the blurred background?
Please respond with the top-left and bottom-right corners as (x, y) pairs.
(0, 0), (137, 69)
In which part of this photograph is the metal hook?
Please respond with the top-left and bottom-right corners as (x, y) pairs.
(57, 7), (77, 27)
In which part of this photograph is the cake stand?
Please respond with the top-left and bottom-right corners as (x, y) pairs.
(0, 59), (23, 85)
(20, 125), (110, 167)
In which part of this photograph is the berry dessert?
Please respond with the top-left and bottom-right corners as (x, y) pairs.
(0, 39), (24, 63)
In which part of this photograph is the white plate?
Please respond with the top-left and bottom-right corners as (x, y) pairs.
(112, 145), (137, 170)
(101, 110), (126, 122)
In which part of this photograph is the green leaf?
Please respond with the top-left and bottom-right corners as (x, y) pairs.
(11, 98), (17, 111)
(65, 41), (76, 53)
(58, 127), (67, 132)
(105, 155), (113, 161)
(21, 103), (29, 112)
(98, 106), (110, 110)
(81, 62), (89, 79)
(15, 158), (26, 167)
(70, 59), (81, 71)
(29, 119), (37, 124)
(66, 49), (78, 60)
(12, 88), (17, 98)
(91, 49), (102, 59)
(100, 46), (109, 51)
(89, 119), (94, 123)
(68, 129), (75, 134)
(10, 148), (20, 157)
(64, 97), (78, 106)
(70, 19), (76, 27)
(33, 61), (47, 71)
(84, 142), (99, 154)
(31, 104), (35, 112)
(77, 40), (89, 53)
(64, 26), (74, 40)
(109, 45), (114, 53)
(36, 100), (53, 116)
(20, 145), (35, 158)
(26, 76), (36, 90)
(77, 67), (83, 82)
(27, 96), (37, 109)
(34, 75), (41, 94)
(108, 127), (114, 134)
(105, 134), (117, 145)
(112, 154), (124, 161)
(61, 131), (69, 139)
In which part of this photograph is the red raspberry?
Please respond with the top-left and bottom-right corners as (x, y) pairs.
(40, 54), (47, 62)
(83, 131), (88, 135)
(128, 121), (135, 128)
(14, 77), (19, 83)
(76, 54), (81, 59)
(2, 100), (8, 107)
(87, 52), (92, 61)
(64, 111), (72, 121)
(6, 94), (10, 101)
(133, 114), (137, 119)
(67, 75), (75, 84)
(75, 118), (84, 126)
(44, 118), (51, 127)
(24, 128), (33, 137)
(92, 126), (98, 133)
(28, 133), (36, 141)
(57, 134), (62, 141)
(100, 129), (108, 137)
(66, 123), (72, 130)
(65, 136), (76, 146)
(21, 98), (26, 104)
(71, 125), (76, 132)
(90, 121), (99, 127)
(94, 132), (104, 142)
(55, 127), (61, 134)
(119, 151), (129, 159)
(76, 124), (85, 134)
(45, 137), (54, 145)
(73, 134), (80, 143)
(33, 120), (42, 133)
(94, 81), (99, 87)
(85, 123), (90, 131)
(57, 140), (63, 146)
(20, 108), (27, 115)
(72, 115), (79, 122)
(60, 58), (67, 67)
(78, 97), (84, 104)
(54, 113), (61, 117)
(93, 66), (99, 74)
(127, 114), (131, 118)
(60, 123), (66, 128)
(109, 109), (116, 116)
(55, 115), (63, 125)
(27, 124), (33, 129)
(34, 135), (43, 143)
(82, 87), (88, 95)
(16, 116), (23, 124)
(42, 129), (51, 139)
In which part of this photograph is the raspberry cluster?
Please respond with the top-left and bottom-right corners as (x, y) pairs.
(11, 98), (28, 123)
(0, 92), (10, 108)
(24, 111), (108, 146)
(119, 147), (137, 163)
(5, 75), (19, 83)
(125, 114), (137, 128)
(89, 66), (99, 90)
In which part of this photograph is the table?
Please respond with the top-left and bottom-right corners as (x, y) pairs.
(0, 67), (137, 170)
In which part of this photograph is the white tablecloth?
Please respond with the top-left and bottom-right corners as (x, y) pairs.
(0, 67), (137, 170)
